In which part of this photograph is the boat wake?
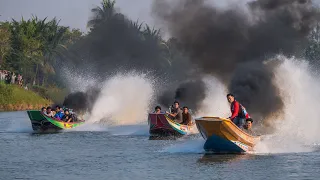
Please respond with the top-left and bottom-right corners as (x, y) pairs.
(107, 124), (149, 136)
(3, 112), (34, 133)
(5, 121), (34, 133)
(159, 136), (205, 154)
(66, 123), (149, 136)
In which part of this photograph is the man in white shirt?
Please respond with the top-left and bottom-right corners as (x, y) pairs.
(44, 106), (54, 117)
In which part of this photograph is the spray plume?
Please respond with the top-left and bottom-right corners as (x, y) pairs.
(153, 0), (320, 124)
(61, 0), (208, 115)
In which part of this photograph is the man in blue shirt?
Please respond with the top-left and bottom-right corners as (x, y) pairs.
(54, 105), (64, 120)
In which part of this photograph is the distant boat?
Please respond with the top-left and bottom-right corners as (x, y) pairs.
(148, 113), (195, 138)
(27, 110), (85, 132)
(195, 117), (260, 153)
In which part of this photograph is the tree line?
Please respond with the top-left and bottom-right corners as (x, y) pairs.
(0, 16), (83, 87)
(0, 0), (319, 90)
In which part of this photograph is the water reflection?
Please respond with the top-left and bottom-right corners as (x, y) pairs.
(197, 153), (256, 164)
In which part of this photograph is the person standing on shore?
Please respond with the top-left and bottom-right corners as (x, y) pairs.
(5, 72), (11, 84)
(0, 70), (4, 81)
(11, 72), (16, 84)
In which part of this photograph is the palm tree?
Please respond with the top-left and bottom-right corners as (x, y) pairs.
(5, 16), (68, 85)
(87, 0), (116, 29)
(36, 17), (68, 85)
(0, 22), (12, 67)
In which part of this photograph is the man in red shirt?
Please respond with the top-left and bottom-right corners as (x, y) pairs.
(226, 94), (251, 128)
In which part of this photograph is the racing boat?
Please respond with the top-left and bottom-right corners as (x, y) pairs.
(195, 117), (260, 153)
(148, 113), (194, 138)
(27, 110), (85, 132)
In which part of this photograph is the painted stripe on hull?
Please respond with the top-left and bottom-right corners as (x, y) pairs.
(204, 134), (245, 153)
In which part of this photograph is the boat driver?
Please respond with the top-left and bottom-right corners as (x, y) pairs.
(226, 94), (251, 128)
(166, 101), (183, 123)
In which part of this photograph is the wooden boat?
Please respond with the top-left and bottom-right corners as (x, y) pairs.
(27, 110), (85, 132)
(195, 117), (260, 153)
(148, 113), (194, 138)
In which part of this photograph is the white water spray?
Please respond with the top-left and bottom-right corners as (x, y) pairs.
(255, 56), (320, 153)
(62, 67), (98, 92)
(88, 73), (155, 126)
(197, 76), (230, 117)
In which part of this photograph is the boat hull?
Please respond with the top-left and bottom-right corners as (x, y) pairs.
(27, 111), (84, 132)
(196, 117), (260, 153)
(148, 113), (193, 138)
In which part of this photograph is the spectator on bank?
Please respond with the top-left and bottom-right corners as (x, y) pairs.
(11, 72), (16, 84)
(0, 70), (5, 81)
(1, 70), (25, 87)
(5, 72), (11, 84)
(19, 79), (24, 87)
(17, 74), (23, 86)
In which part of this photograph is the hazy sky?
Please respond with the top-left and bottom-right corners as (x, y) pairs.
(2, 0), (319, 33)
(0, 0), (154, 32)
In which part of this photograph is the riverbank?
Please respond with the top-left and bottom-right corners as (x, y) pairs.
(0, 83), (52, 111)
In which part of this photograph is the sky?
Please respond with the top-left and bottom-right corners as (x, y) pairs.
(0, 0), (155, 32)
(2, 0), (319, 33)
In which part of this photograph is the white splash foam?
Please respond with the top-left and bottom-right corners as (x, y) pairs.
(197, 76), (230, 117)
(256, 56), (320, 153)
(88, 72), (155, 125)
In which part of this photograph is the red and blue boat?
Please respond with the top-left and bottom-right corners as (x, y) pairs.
(148, 113), (194, 138)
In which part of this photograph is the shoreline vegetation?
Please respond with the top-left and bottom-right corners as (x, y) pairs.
(0, 83), (52, 111)
(1, 0), (320, 113)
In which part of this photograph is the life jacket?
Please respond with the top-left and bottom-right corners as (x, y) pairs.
(231, 101), (250, 119)
(240, 104), (250, 119)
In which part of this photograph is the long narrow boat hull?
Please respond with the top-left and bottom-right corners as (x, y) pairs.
(27, 111), (85, 132)
(148, 113), (194, 138)
(195, 117), (260, 153)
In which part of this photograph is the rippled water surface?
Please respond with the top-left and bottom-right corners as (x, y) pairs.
(1, 111), (320, 180)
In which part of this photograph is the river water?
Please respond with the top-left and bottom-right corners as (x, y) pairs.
(1, 111), (320, 180)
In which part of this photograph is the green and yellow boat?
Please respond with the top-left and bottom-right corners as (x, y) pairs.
(27, 110), (85, 132)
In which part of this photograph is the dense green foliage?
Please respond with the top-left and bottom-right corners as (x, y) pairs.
(0, 17), (83, 87)
(0, 83), (51, 111)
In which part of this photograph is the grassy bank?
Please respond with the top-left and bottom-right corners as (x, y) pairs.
(0, 83), (52, 111)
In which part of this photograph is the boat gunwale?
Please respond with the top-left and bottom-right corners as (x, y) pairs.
(195, 117), (257, 139)
(148, 113), (194, 136)
(40, 112), (85, 125)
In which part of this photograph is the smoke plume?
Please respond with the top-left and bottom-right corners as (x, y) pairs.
(61, 1), (208, 114)
(158, 79), (206, 111)
(153, 0), (319, 122)
(62, 87), (100, 113)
